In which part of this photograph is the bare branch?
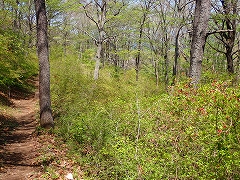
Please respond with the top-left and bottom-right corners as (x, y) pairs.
(78, 28), (98, 44)
(105, 1), (126, 24)
(206, 41), (225, 54)
(213, 33), (227, 46)
(178, 0), (194, 12)
(83, 3), (99, 29)
(94, 0), (102, 9)
(207, 29), (234, 36)
(179, 48), (189, 62)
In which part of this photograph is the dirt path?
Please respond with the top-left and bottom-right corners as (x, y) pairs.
(0, 81), (84, 180)
(0, 84), (42, 179)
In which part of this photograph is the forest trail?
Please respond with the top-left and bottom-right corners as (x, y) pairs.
(0, 80), (42, 180)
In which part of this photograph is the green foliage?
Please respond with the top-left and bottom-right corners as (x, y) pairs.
(51, 46), (239, 179)
(0, 10), (12, 29)
(0, 28), (37, 92)
(164, 81), (240, 179)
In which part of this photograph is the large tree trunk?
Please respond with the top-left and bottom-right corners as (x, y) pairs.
(35, 0), (54, 128)
(226, 47), (234, 73)
(189, 0), (211, 86)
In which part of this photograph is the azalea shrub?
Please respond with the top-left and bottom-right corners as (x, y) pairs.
(51, 50), (239, 179)
(162, 80), (240, 179)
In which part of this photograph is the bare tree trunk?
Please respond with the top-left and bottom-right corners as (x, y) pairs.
(153, 56), (159, 87)
(94, 42), (102, 80)
(135, 52), (140, 81)
(83, 1), (106, 80)
(164, 52), (169, 87)
(136, 5), (148, 81)
(237, 35), (240, 83)
(0, 0), (4, 9)
(13, 0), (21, 31)
(135, 26), (143, 81)
(83, 0), (125, 79)
(173, 27), (182, 77)
(35, 0), (54, 128)
(209, 1), (237, 74)
(189, 0), (211, 86)
(221, 0), (236, 74)
(27, 0), (34, 47)
(237, 34), (240, 72)
(226, 47), (234, 73)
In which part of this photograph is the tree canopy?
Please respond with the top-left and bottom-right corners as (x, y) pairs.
(0, 0), (240, 179)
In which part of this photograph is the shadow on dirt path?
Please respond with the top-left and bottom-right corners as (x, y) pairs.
(0, 80), (43, 180)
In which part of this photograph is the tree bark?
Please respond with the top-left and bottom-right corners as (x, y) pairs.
(83, 1), (106, 80)
(153, 56), (159, 87)
(135, 3), (149, 81)
(94, 42), (102, 80)
(173, 27), (182, 77)
(135, 26), (143, 81)
(209, 0), (237, 74)
(189, 0), (211, 86)
(35, 0), (54, 128)
(221, 0), (236, 74)
(226, 47), (234, 73)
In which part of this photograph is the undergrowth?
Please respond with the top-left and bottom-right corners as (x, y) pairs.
(50, 47), (240, 179)
(0, 28), (38, 94)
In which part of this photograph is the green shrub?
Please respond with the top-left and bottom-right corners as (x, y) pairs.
(0, 28), (37, 92)
(51, 48), (239, 179)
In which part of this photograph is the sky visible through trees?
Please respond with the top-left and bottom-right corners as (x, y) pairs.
(0, 0), (240, 179)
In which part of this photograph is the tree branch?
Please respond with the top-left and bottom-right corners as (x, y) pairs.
(178, 0), (194, 12)
(83, 2), (99, 29)
(78, 28), (98, 44)
(207, 29), (234, 36)
(206, 41), (225, 54)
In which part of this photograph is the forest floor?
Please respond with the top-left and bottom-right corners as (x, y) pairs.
(0, 79), (83, 180)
